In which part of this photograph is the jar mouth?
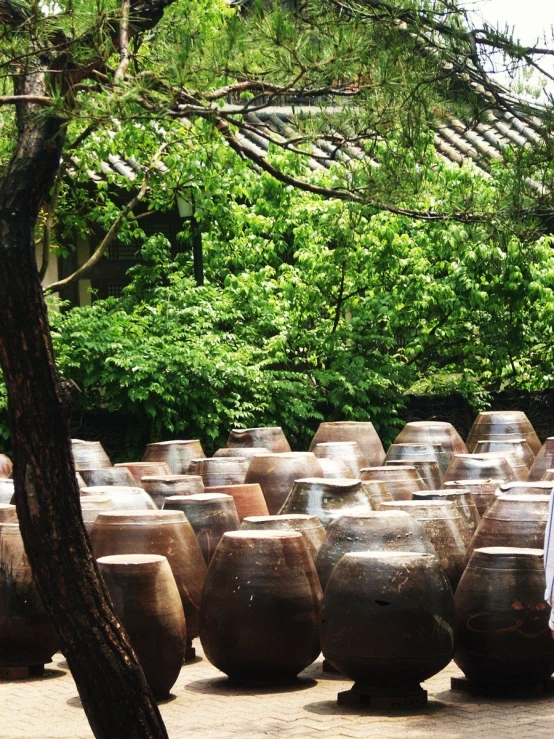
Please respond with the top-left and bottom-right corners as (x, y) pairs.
(81, 486), (144, 495)
(98, 554), (166, 566)
(95, 510), (186, 524)
(294, 477), (360, 488)
(142, 475), (202, 483)
(474, 546), (543, 557)
(146, 440), (201, 447)
(343, 551), (435, 561)
(495, 494), (550, 503)
(224, 530), (302, 540)
(244, 514), (314, 522)
(168, 493), (232, 502)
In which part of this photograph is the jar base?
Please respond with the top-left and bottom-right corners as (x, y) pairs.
(0, 663), (45, 680)
(338, 682), (427, 709)
(451, 675), (554, 698)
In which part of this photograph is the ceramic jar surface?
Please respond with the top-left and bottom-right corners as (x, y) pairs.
(79, 467), (136, 487)
(0, 455), (12, 478)
(0, 504), (17, 522)
(71, 439), (111, 470)
(0, 479), (14, 505)
(473, 439), (534, 470)
(280, 478), (374, 528)
(214, 447), (270, 461)
(443, 479), (503, 516)
(245, 453), (324, 515)
(226, 427), (291, 453)
(386, 459), (442, 490)
(188, 457), (248, 488)
(528, 438), (554, 481)
(385, 442), (450, 478)
(80, 494), (114, 533)
(141, 475), (204, 508)
(360, 466), (427, 501)
(495, 480), (554, 497)
(393, 421), (467, 458)
(205, 483), (269, 521)
(442, 454), (517, 485)
(309, 421), (385, 467)
(313, 442), (366, 478)
(359, 480), (393, 508)
(113, 462), (172, 487)
(411, 489), (480, 537)
(317, 458), (355, 479)
(81, 485), (157, 511)
(466, 411), (541, 456)
(240, 514), (326, 559)
(142, 440), (206, 474)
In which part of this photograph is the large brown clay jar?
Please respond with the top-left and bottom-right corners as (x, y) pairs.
(309, 421), (385, 466)
(0, 455), (12, 478)
(280, 478), (374, 528)
(81, 485), (157, 511)
(386, 458), (442, 490)
(226, 427), (291, 453)
(313, 442), (366, 477)
(240, 514), (326, 559)
(71, 439), (111, 470)
(318, 458), (355, 479)
(98, 554), (187, 698)
(0, 523), (58, 667)
(455, 547), (554, 683)
(528, 438), (554, 481)
(393, 421), (467, 459)
(411, 489), (480, 537)
(141, 475), (204, 508)
(79, 467), (136, 487)
(360, 466), (427, 500)
(163, 493), (240, 565)
(315, 510), (434, 591)
(200, 530), (321, 683)
(142, 440), (205, 474)
(0, 504), (17, 522)
(466, 411), (541, 456)
(380, 500), (469, 590)
(187, 457), (248, 488)
(320, 551), (455, 690)
(114, 461), (171, 487)
(385, 442), (450, 477)
(214, 447), (269, 461)
(467, 494), (551, 559)
(0, 479), (14, 504)
(443, 478), (503, 516)
(91, 510), (206, 646)
(80, 494), (114, 533)
(442, 453), (517, 485)
(245, 453), (324, 515)
(360, 480), (394, 508)
(205, 483), (268, 521)
(474, 438), (534, 471)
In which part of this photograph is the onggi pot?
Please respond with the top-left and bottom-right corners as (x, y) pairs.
(240, 514), (326, 559)
(313, 442), (366, 478)
(309, 421), (385, 467)
(142, 440), (206, 474)
(392, 421), (467, 459)
(411, 489), (480, 537)
(0, 455), (12, 478)
(360, 466), (427, 500)
(187, 457), (248, 488)
(528, 438), (554, 481)
(71, 439), (111, 470)
(81, 485), (157, 511)
(79, 467), (136, 488)
(279, 478), (374, 528)
(0, 504), (17, 523)
(0, 479), (14, 505)
(113, 461), (171, 487)
(465, 411), (540, 456)
(245, 453), (324, 515)
(443, 478), (503, 516)
(226, 427), (291, 453)
(141, 475), (204, 508)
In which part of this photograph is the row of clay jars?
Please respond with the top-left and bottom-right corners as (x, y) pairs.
(465, 411), (541, 457)
(0, 455), (12, 478)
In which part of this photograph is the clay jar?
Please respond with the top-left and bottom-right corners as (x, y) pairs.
(163, 493), (240, 565)
(442, 453), (517, 485)
(361, 480), (394, 508)
(214, 447), (269, 461)
(474, 438), (534, 471)
(0, 479), (14, 505)
(240, 514), (326, 559)
(411, 489), (480, 537)
(91, 510), (206, 645)
(455, 547), (554, 684)
(200, 530), (321, 683)
(113, 461), (171, 487)
(496, 480), (554, 497)
(0, 504), (17, 522)
(142, 440), (206, 474)
(467, 494), (551, 559)
(187, 457), (248, 488)
(320, 551), (455, 689)
(71, 439), (111, 470)
(226, 427), (291, 453)
(317, 458), (354, 479)
(0, 454), (12, 478)
(98, 554), (186, 698)
(309, 421), (385, 467)
(386, 443), (450, 478)
(81, 485), (157, 511)
(205, 484), (268, 521)
(360, 466), (427, 501)
(80, 494), (114, 533)
(443, 479), (503, 516)
(386, 459), (442, 490)
(280, 478), (374, 528)
(380, 500), (469, 590)
(141, 475), (204, 508)
(393, 421), (467, 459)
(315, 510), (434, 591)
(79, 467), (136, 487)
(528, 438), (554, 481)
(466, 411), (541, 456)
(245, 453), (324, 515)
(313, 442), (366, 477)
(0, 523), (58, 667)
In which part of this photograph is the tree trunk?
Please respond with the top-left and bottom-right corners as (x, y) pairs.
(0, 71), (169, 739)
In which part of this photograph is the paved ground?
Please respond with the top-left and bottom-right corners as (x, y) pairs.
(2, 647), (554, 739)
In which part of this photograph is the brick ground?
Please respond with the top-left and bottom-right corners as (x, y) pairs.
(1, 648), (554, 739)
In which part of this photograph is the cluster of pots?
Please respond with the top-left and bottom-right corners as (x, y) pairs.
(2, 411), (554, 701)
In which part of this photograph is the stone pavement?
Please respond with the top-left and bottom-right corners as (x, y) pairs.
(1, 648), (554, 739)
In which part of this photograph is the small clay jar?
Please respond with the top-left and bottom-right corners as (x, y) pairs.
(309, 421), (385, 467)
(280, 478), (374, 528)
(91, 510), (206, 649)
(442, 454), (517, 485)
(315, 510), (434, 591)
(113, 461), (172, 487)
(380, 500), (469, 590)
(204, 484), (268, 521)
(81, 485), (157, 511)
(467, 494), (551, 559)
(142, 440), (206, 474)
(0, 504), (17, 522)
(528, 438), (554, 481)
(80, 494), (114, 533)
(466, 411), (541, 456)
(164, 494), (240, 565)
(187, 457), (249, 488)
(240, 514), (326, 559)
(0, 523), (59, 667)
(200, 530), (321, 683)
(455, 547), (554, 684)
(386, 459), (442, 490)
(0, 479), (14, 505)
(79, 467), (137, 488)
(141, 475), (204, 508)
(320, 551), (455, 690)
(385, 442), (450, 478)
(495, 480), (554, 497)
(411, 489), (480, 537)
(360, 466), (427, 500)
(71, 439), (111, 470)
(360, 480), (394, 508)
(245, 453), (324, 515)
(0, 455), (12, 478)
(443, 479), (503, 516)
(317, 458), (355, 479)
(474, 439), (534, 471)
(393, 421), (467, 459)
(313, 442), (366, 477)
(226, 427), (291, 453)
(97, 554), (186, 698)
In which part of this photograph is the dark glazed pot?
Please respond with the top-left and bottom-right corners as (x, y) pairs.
(442, 453), (517, 485)
(200, 530), (321, 683)
(79, 467), (136, 487)
(91, 510), (207, 644)
(380, 500), (469, 590)
(474, 438), (534, 471)
(226, 427), (291, 453)
(411, 489), (480, 537)
(245, 453), (324, 515)
(393, 421), (467, 459)
(320, 551), (455, 689)
(455, 547), (554, 684)
(0, 523), (59, 667)
(142, 440), (206, 474)
(71, 439), (111, 470)
(114, 461), (172, 487)
(98, 554), (186, 698)
(0, 455), (12, 478)
(385, 443), (450, 478)
(386, 459), (442, 490)
(309, 421), (385, 467)
(142, 475), (204, 508)
(443, 478), (503, 516)
(315, 510), (434, 591)
(0, 479), (14, 505)
(528, 438), (554, 481)
(466, 411), (541, 456)
(360, 466), (427, 500)
(205, 484), (269, 521)
(80, 494), (114, 533)
(280, 478), (374, 528)
(187, 457), (248, 488)
(467, 494), (551, 559)
(240, 514), (326, 559)
(313, 442), (366, 477)
(318, 458), (355, 479)
(81, 485), (157, 511)
(0, 504), (17, 522)
(163, 493), (240, 565)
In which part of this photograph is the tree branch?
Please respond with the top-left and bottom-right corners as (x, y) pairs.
(114, 0), (131, 84)
(0, 94), (53, 106)
(39, 162), (66, 282)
